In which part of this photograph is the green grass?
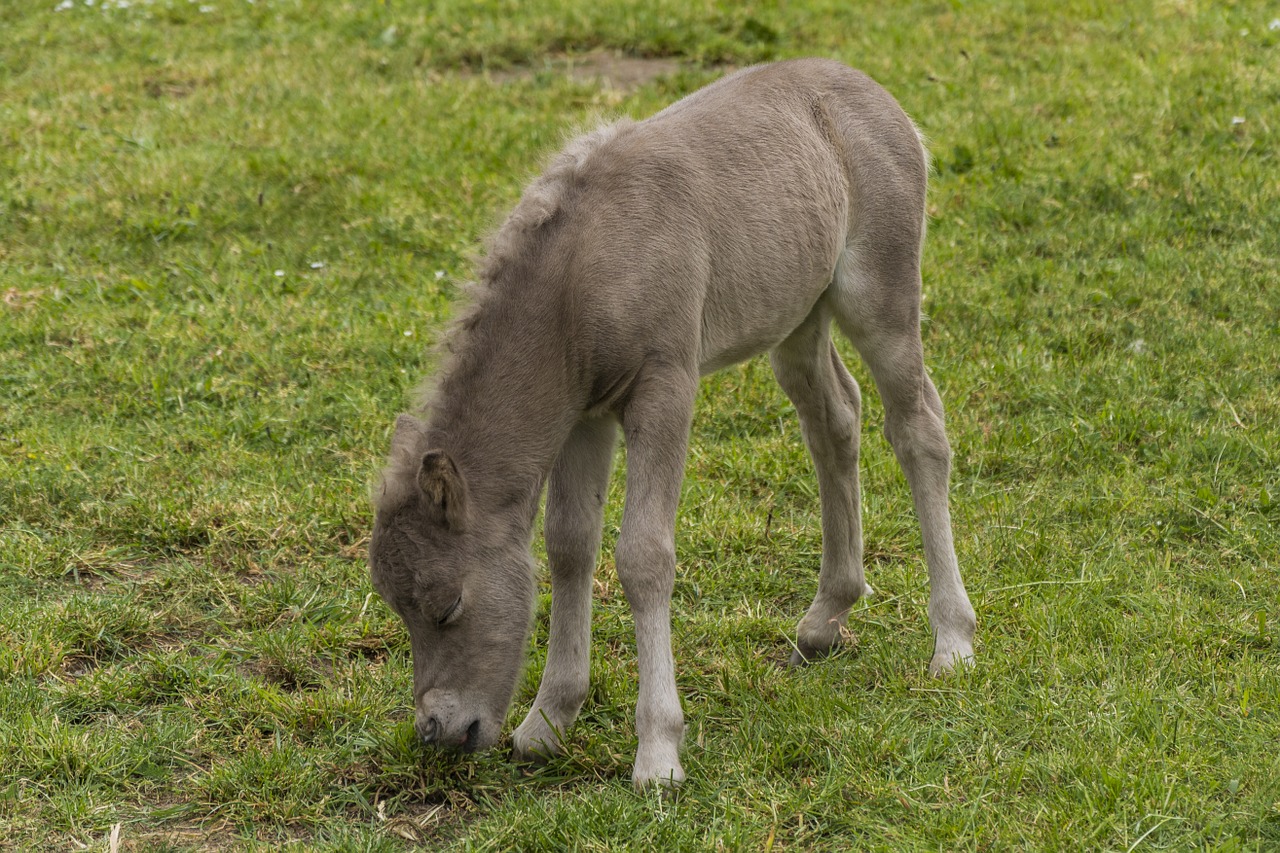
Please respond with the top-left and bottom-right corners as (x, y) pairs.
(2, 0), (1278, 849)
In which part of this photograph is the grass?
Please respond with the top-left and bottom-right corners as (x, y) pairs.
(2, 0), (1278, 849)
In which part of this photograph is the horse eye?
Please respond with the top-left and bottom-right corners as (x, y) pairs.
(436, 595), (462, 627)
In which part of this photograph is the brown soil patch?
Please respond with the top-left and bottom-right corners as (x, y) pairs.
(487, 51), (684, 91)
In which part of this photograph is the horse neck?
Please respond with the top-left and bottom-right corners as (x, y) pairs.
(425, 299), (578, 528)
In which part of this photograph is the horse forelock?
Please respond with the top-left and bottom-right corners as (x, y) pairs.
(373, 425), (424, 516)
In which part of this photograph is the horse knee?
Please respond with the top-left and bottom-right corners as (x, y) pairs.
(545, 521), (598, 572)
(615, 533), (676, 598)
(546, 490), (606, 566)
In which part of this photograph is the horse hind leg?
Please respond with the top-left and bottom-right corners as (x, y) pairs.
(831, 249), (976, 675)
(770, 305), (872, 666)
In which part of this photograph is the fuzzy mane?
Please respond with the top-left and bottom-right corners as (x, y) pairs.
(374, 119), (635, 514)
(478, 118), (634, 287)
(411, 118), (634, 417)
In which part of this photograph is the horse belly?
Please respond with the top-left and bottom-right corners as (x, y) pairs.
(696, 222), (842, 375)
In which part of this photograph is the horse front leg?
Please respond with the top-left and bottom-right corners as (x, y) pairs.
(615, 367), (698, 790)
(513, 416), (618, 761)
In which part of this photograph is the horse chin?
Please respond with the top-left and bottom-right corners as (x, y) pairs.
(466, 718), (502, 752)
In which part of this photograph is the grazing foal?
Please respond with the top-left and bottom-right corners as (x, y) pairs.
(369, 58), (976, 789)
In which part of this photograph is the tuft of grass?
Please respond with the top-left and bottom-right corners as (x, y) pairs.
(2, 0), (1278, 849)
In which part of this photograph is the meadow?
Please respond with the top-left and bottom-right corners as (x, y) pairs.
(1, 0), (1278, 849)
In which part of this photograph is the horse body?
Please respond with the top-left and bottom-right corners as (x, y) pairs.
(370, 58), (977, 789)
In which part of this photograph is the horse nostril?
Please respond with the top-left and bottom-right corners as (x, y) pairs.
(419, 716), (440, 743)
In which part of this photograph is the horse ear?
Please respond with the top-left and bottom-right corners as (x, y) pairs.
(417, 450), (468, 532)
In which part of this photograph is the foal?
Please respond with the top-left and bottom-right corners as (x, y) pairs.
(369, 58), (977, 789)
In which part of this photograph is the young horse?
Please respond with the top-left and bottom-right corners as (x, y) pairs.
(369, 58), (977, 789)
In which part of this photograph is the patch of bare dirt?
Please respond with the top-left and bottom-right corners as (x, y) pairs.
(486, 51), (684, 91)
(3, 287), (42, 309)
(143, 76), (201, 99)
